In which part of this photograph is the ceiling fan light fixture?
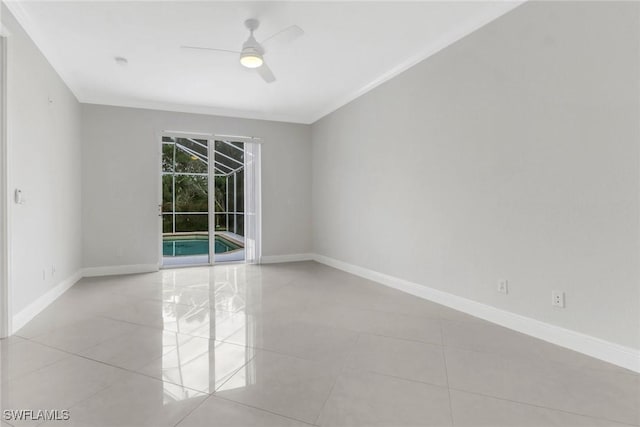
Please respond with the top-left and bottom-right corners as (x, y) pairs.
(181, 18), (303, 83)
(240, 48), (263, 69)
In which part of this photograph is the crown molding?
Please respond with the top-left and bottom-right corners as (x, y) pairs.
(80, 97), (310, 125)
(5, 0), (525, 126)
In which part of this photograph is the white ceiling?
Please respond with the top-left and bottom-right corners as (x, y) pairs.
(6, 1), (522, 124)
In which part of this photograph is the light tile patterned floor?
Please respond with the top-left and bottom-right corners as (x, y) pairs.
(1, 261), (638, 427)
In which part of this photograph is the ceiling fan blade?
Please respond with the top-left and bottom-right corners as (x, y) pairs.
(256, 62), (276, 83)
(261, 25), (304, 51)
(181, 45), (240, 54)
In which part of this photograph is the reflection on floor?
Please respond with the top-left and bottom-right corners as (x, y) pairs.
(1, 262), (638, 426)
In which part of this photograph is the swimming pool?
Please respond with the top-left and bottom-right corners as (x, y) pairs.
(163, 235), (242, 257)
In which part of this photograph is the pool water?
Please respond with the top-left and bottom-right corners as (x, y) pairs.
(163, 236), (241, 256)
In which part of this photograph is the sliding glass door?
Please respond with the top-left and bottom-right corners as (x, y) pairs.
(213, 140), (246, 263)
(161, 137), (211, 267)
(160, 135), (260, 267)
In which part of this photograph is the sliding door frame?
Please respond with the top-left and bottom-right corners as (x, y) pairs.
(158, 131), (214, 268)
(157, 132), (262, 268)
(207, 139), (215, 263)
(213, 135), (262, 265)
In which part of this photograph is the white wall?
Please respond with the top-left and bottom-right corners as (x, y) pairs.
(81, 104), (311, 270)
(311, 1), (640, 349)
(2, 5), (83, 316)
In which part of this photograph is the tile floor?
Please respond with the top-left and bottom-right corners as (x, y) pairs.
(0, 261), (638, 427)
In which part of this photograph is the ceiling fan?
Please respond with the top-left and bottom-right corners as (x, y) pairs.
(181, 19), (304, 83)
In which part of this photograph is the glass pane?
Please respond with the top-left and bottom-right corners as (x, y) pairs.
(214, 176), (226, 213)
(175, 175), (208, 212)
(214, 234), (243, 255)
(162, 175), (173, 213)
(214, 140), (244, 172)
(227, 174), (235, 213)
(175, 214), (209, 233)
(162, 136), (211, 267)
(163, 235), (209, 257)
(162, 143), (174, 173)
(228, 214), (235, 234)
(212, 140), (246, 264)
(162, 214), (173, 234)
(175, 138), (208, 174)
(214, 140), (239, 160)
(235, 171), (244, 213)
(235, 213), (244, 237)
(214, 213), (228, 231)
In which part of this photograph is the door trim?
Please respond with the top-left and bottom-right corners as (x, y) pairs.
(0, 32), (11, 337)
(207, 138), (215, 265)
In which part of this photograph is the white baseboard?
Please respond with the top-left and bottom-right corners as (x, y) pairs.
(10, 264), (157, 333)
(312, 254), (640, 373)
(12, 270), (83, 334)
(82, 263), (159, 277)
(11, 255), (638, 372)
(260, 253), (314, 264)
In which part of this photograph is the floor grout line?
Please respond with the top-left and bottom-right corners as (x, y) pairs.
(438, 318), (456, 427)
(20, 314), (355, 374)
(6, 263), (639, 427)
(48, 379), (121, 425)
(438, 340), (638, 376)
(211, 360), (256, 395)
(348, 368), (450, 390)
(310, 333), (360, 426)
(212, 395), (317, 426)
(362, 331), (443, 347)
(172, 394), (211, 427)
(9, 337), (209, 397)
(23, 332), (638, 427)
(0, 338), (71, 383)
(445, 387), (640, 427)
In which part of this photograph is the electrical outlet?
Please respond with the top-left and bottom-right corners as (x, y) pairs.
(497, 280), (508, 294)
(552, 291), (565, 308)
(51, 265), (56, 277)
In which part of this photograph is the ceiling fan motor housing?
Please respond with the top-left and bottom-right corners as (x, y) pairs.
(240, 32), (264, 68)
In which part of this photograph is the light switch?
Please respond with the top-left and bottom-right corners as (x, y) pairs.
(14, 189), (24, 204)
